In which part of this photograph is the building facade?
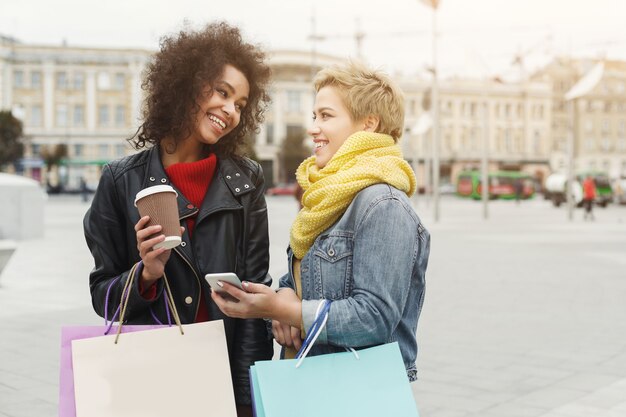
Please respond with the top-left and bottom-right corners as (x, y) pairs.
(0, 36), (149, 189)
(401, 76), (553, 191)
(255, 50), (344, 186)
(3, 35), (625, 191)
(532, 58), (626, 179)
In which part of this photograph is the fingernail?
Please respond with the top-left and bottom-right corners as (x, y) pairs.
(242, 281), (249, 287)
(216, 281), (223, 287)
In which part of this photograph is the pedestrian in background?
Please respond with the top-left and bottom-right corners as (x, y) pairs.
(212, 61), (430, 383)
(83, 22), (272, 416)
(583, 175), (596, 221)
(514, 179), (523, 204)
(79, 177), (89, 203)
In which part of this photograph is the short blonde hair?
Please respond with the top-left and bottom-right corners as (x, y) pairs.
(313, 61), (405, 141)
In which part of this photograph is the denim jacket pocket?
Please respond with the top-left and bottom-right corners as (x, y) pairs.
(313, 234), (354, 300)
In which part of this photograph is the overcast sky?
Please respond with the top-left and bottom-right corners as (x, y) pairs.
(1, 0), (625, 78)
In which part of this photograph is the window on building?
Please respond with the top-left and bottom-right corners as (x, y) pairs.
(97, 72), (111, 90)
(504, 129), (513, 151)
(30, 105), (42, 127)
(74, 72), (85, 90)
(460, 128), (467, 150)
(31, 71), (42, 89)
(601, 138), (612, 151)
(617, 82), (625, 94)
(469, 128), (478, 150)
(618, 138), (626, 152)
(444, 133), (452, 151)
(56, 104), (68, 127)
(114, 73), (125, 90)
(594, 100), (603, 111)
(589, 160), (597, 171)
(585, 138), (595, 151)
(585, 120), (594, 133)
(74, 144), (83, 157)
(74, 105), (84, 126)
(602, 119), (610, 134)
(619, 120), (625, 136)
(32, 144), (41, 156)
(13, 70), (24, 88)
(115, 144), (126, 157)
(602, 160), (610, 172)
(115, 105), (125, 126)
(99, 105), (109, 126)
(622, 160), (626, 175)
(533, 130), (541, 153)
(98, 144), (109, 158)
(286, 124), (304, 139)
(266, 123), (274, 145)
(56, 72), (68, 89)
(286, 90), (301, 113)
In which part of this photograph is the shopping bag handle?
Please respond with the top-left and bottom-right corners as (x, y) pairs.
(294, 300), (331, 368)
(293, 300), (360, 368)
(103, 262), (176, 334)
(113, 262), (184, 344)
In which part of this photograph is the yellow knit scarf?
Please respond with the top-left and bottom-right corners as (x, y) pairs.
(290, 131), (416, 259)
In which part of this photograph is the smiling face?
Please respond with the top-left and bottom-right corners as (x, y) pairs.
(190, 64), (250, 147)
(309, 86), (365, 169)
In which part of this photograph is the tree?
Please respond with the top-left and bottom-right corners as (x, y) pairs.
(41, 143), (68, 172)
(0, 110), (25, 171)
(40, 144), (68, 192)
(240, 133), (259, 163)
(279, 127), (310, 183)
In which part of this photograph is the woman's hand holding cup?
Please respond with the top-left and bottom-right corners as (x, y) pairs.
(134, 216), (185, 287)
(133, 185), (183, 287)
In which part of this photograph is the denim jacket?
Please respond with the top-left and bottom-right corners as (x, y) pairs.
(279, 184), (430, 381)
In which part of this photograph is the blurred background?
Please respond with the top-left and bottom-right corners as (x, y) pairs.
(1, 0), (625, 200)
(1, 1), (626, 417)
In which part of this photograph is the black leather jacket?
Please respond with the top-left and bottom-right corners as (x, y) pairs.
(83, 146), (273, 405)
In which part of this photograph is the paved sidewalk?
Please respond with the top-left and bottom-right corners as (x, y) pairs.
(1, 195), (625, 417)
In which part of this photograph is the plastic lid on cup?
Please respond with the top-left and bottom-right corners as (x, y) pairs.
(134, 185), (178, 207)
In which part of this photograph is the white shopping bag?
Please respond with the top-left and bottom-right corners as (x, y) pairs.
(71, 320), (236, 417)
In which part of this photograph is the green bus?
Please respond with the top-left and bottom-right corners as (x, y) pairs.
(457, 171), (535, 200)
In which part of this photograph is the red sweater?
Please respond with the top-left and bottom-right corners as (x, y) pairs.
(140, 154), (217, 323)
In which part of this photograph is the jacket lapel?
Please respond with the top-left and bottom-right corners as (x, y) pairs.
(195, 158), (256, 225)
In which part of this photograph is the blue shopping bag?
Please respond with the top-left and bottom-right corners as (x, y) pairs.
(250, 301), (419, 417)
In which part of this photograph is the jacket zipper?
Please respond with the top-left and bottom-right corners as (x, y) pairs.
(174, 209), (202, 320)
(173, 246), (203, 321)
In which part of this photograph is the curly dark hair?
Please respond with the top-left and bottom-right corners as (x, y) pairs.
(128, 22), (271, 158)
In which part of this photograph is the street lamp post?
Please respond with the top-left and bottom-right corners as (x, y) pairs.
(419, 0), (441, 222)
(481, 96), (489, 219)
(564, 61), (604, 221)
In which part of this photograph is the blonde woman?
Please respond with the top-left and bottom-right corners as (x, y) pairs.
(212, 62), (430, 381)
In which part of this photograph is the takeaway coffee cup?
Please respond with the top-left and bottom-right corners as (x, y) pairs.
(134, 185), (181, 250)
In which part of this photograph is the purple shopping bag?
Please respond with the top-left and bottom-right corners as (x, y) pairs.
(58, 324), (163, 417)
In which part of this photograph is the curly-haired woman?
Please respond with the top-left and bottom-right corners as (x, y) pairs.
(83, 22), (272, 415)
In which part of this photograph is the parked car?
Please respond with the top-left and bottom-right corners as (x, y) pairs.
(265, 183), (297, 196)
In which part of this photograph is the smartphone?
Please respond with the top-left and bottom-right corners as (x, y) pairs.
(204, 272), (244, 295)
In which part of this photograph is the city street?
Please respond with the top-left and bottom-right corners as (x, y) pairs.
(0, 194), (625, 417)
